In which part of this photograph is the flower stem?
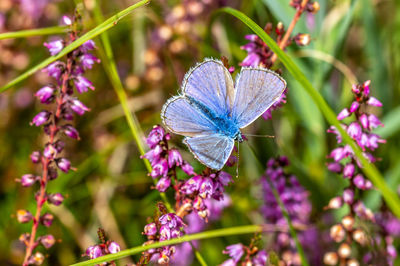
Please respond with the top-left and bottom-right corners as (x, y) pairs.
(270, 0), (309, 63)
(0, 26), (68, 40)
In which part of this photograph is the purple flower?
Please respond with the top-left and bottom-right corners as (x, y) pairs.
(81, 40), (96, 52)
(367, 97), (382, 107)
(43, 144), (57, 159)
(181, 162), (195, 175)
(327, 162), (342, 173)
(86, 245), (103, 259)
(144, 223), (157, 236)
(44, 61), (64, 81)
(368, 114), (383, 128)
(44, 39), (64, 55)
(337, 108), (350, 120)
(156, 176), (171, 192)
(168, 149), (182, 168)
(221, 259), (236, 266)
(40, 235), (55, 249)
(31, 111), (50, 126)
(80, 53), (100, 69)
(63, 125), (80, 140)
(30, 151), (41, 163)
(56, 158), (71, 173)
(20, 174), (38, 187)
(61, 15), (72, 25)
(343, 163), (355, 178)
(347, 122), (362, 140)
(359, 113), (369, 129)
(47, 193), (64, 206)
(146, 125), (166, 149)
(70, 98), (90, 115)
(35, 86), (55, 104)
(151, 158), (169, 178)
(223, 244), (244, 263)
(159, 213), (184, 229)
(349, 101), (360, 112)
(107, 242), (120, 254)
(342, 189), (354, 204)
(74, 76), (94, 93)
(199, 177), (214, 198)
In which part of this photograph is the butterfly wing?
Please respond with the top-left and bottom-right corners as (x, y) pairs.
(184, 134), (234, 170)
(161, 96), (216, 137)
(182, 58), (235, 116)
(231, 67), (286, 128)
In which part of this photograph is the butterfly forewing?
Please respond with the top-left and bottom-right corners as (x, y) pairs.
(231, 68), (286, 128)
(182, 59), (235, 116)
(184, 134), (234, 170)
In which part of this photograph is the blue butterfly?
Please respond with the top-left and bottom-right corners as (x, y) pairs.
(161, 59), (286, 170)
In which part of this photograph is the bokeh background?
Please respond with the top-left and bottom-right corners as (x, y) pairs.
(0, 0), (399, 264)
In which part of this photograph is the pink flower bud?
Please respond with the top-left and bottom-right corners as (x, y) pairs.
(343, 189), (354, 204)
(70, 98), (90, 115)
(41, 213), (54, 227)
(349, 101), (359, 112)
(35, 86), (55, 104)
(56, 158), (71, 173)
(43, 144), (57, 159)
(17, 209), (33, 223)
(20, 174), (38, 187)
(337, 108), (350, 120)
(62, 15), (72, 25)
(367, 97), (382, 107)
(156, 176), (171, 192)
(107, 241), (120, 254)
(31, 111), (50, 126)
(347, 122), (362, 140)
(63, 125), (80, 140)
(48, 193), (64, 206)
(40, 234), (55, 249)
(30, 151), (41, 164)
(359, 114), (369, 129)
(44, 39), (64, 55)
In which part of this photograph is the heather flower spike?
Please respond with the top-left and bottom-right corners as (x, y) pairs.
(18, 13), (100, 265)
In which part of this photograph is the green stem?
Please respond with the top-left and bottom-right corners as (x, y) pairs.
(91, 0), (172, 212)
(216, 7), (400, 219)
(0, 26), (68, 40)
(70, 225), (263, 266)
(0, 0), (150, 93)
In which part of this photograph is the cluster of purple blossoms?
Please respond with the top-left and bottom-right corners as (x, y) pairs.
(221, 243), (267, 266)
(179, 169), (233, 221)
(16, 15), (100, 265)
(261, 156), (320, 265)
(84, 228), (121, 263)
(142, 213), (186, 264)
(141, 125), (194, 192)
(324, 81), (399, 265)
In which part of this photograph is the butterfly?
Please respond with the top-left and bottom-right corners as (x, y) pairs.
(161, 58), (286, 170)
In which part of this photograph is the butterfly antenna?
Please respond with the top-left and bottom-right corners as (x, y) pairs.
(244, 134), (275, 138)
(236, 141), (239, 178)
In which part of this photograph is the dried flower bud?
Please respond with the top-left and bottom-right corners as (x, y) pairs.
(294, 33), (311, 46)
(48, 166), (58, 180)
(341, 215), (355, 230)
(307, 2), (320, 13)
(48, 193), (64, 206)
(323, 252), (338, 265)
(352, 229), (366, 245)
(19, 233), (31, 243)
(17, 209), (33, 223)
(330, 224), (346, 242)
(40, 213), (54, 227)
(338, 243), (351, 258)
(40, 234), (56, 249)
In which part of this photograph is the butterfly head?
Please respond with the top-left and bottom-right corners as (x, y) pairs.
(235, 132), (244, 143)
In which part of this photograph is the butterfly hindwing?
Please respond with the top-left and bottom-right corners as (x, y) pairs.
(181, 59), (235, 116)
(161, 96), (216, 137)
(231, 67), (286, 128)
(184, 134), (234, 170)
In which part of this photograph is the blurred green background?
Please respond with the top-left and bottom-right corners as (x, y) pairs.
(0, 0), (399, 264)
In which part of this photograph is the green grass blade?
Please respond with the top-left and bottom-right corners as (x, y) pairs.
(217, 7), (400, 218)
(0, 0), (150, 93)
(70, 225), (263, 266)
(91, 0), (172, 212)
(0, 26), (68, 40)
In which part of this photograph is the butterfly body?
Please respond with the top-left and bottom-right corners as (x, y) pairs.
(161, 59), (286, 170)
(185, 95), (242, 141)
